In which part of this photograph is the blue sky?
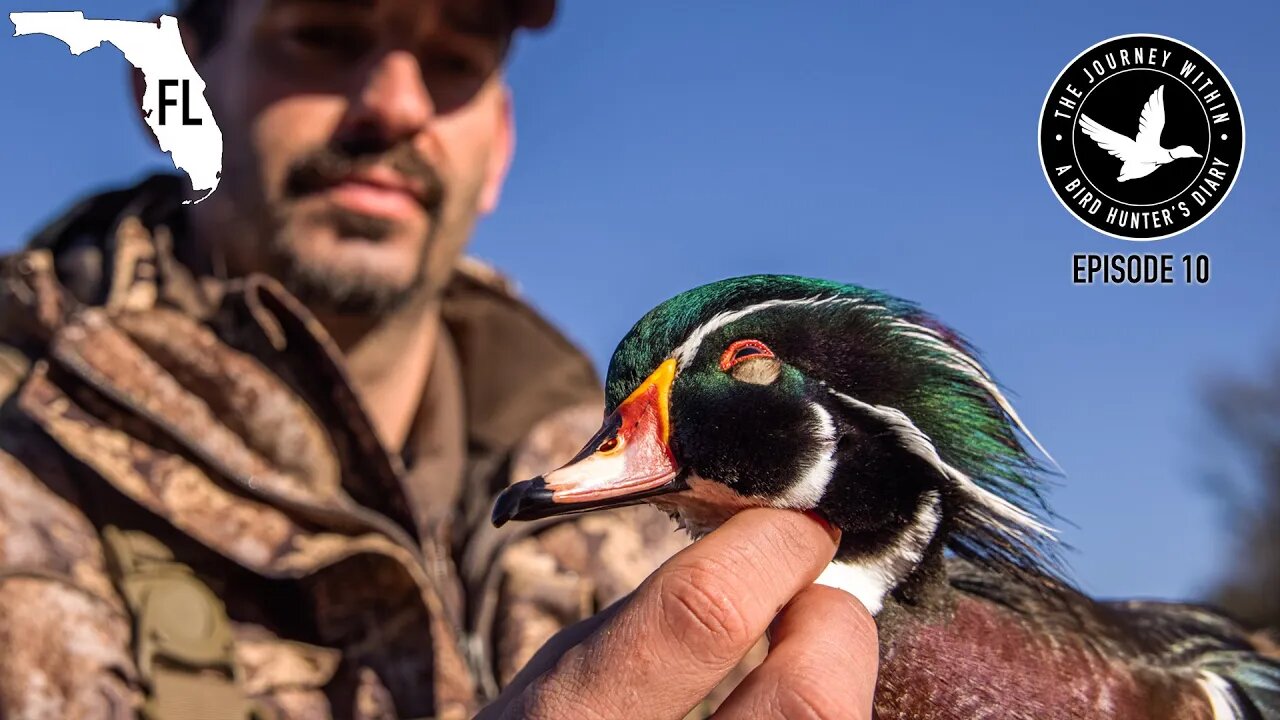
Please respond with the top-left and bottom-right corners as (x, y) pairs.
(1, 0), (1277, 601)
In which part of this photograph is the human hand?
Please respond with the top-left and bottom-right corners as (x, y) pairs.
(476, 507), (879, 719)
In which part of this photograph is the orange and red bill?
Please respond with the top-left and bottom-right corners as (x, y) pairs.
(492, 359), (687, 527)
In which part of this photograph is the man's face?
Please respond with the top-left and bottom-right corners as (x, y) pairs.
(192, 0), (514, 314)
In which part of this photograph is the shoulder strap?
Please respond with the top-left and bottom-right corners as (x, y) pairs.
(101, 526), (271, 720)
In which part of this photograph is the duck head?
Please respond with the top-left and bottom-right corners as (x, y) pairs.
(493, 275), (1059, 612)
(1170, 145), (1203, 160)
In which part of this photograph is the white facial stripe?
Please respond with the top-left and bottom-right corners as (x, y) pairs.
(814, 490), (942, 615)
(671, 295), (862, 371)
(772, 402), (837, 509)
(891, 318), (1057, 467)
(826, 388), (1056, 542)
(670, 297), (1052, 467)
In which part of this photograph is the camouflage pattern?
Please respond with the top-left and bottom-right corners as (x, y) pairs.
(0, 175), (691, 719)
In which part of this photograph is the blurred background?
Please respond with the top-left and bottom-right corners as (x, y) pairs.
(1, 0), (1277, 621)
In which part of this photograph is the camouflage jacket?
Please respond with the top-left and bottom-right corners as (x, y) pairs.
(0, 175), (690, 719)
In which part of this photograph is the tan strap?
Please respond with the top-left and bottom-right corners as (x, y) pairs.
(142, 667), (255, 720)
(102, 526), (269, 720)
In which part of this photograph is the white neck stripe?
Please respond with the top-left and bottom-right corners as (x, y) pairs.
(826, 388), (1056, 541)
(1198, 672), (1244, 720)
(814, 490), (942, 615)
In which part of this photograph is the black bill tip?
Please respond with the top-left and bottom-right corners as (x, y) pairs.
(491, 471), (692, 528)
(492, 476), (555, 527)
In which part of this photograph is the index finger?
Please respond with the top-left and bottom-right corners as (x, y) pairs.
(510, 507), (841, 720)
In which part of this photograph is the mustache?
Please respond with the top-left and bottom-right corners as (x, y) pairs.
(283, 141), (446, 210)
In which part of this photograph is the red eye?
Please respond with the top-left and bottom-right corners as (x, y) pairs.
(719, 339), (774, 370)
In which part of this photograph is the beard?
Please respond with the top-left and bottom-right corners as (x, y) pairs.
(270, 204), (425, 316)
(264, 139), (451, 317)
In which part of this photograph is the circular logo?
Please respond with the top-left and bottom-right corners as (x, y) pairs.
(1039, 35), (1244, 241)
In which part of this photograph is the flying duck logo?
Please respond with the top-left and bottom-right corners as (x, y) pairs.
(1079, 85), (1203, 182)
(1038, 35), (1244, 241)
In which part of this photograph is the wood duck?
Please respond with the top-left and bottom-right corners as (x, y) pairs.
(492, 275), (1280, 719)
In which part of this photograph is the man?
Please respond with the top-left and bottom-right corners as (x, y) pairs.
(0, 0), (876, 718)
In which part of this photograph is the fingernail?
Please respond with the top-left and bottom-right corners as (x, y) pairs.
(803, 510), (841, 542)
